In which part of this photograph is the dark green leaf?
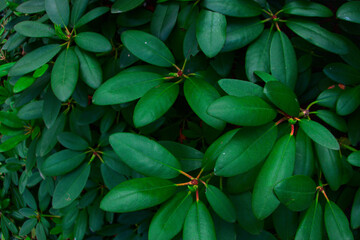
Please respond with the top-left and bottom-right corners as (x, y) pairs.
(19, 218), (37, 236)
(264, 80), (300, 116)
(337, 2), (360, 24)
(151, 3), (179, 41)
(270, 31), (297, 90)
(183, 200), (216, 240)
(121, 30), (175, 67)
(252, 134), (295, 220)
(218, 79), (264, 98)
(205, 185), (236, 222)
(75, 7), (109, 28)
(57, 132), (89, 151)
(17, 101), (43, 120)
(274, 175), (316, 211)
(324, 63), (360, 85)
(45, 0), (69, 27)
(347, 151), (360, 167)
(52, 163), (91, 209)
(75, 32), (112, 53)
(294, 128), (315, 176)
(336, 86), (360, 116)
(42, 89), (61, 128)
(351, 188), (360, 229)
(0, 111), (24, 128)
(295, 201), (323, 240)
(14, 21), (56, 38)
(315, 109), (348, 132)
(148, 191), (193, 240)
(109, 133), (181, 179)
(100, 177), (176, 212)
(16, 0), (45, 14)
(283, 1), (332, 17)
(133, 82), (179, 128)
(325, 201), (354, 240)
(299, 119), (339, 150)
(196, 10), (226, 58)
(8, 44), (61, 77)
(51, 48), (79, 102)
(207, 95), (277, 126)
(70, 0), (88, 27)
(202, 0), (262, 17)
(92, 71), (163, 105)
(35, 223), (46, 240)
(42, 150), (86, 176)
(184, 76), (226, 130)
(111, 0), (145, 13)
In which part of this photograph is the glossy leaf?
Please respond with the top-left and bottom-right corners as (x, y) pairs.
(151, 3), (179, 41)
(13, 76), (35, 93)
(183, 201), (216, 240)
(52, 163), (91, 209)
(75, 7), (109, 28)
(100, 177), (176, 212)
(336, 86), (360, 116)
(207, 95), (277, 126)
(325, 201), (354, 240)
(17, 101), (43, 120)
(133, 82), (179, 128)
(274, 175), (316, 211)
(264, 80), (300, 117)
(149, 191), (193, 240)
(294, 128), (315, 176)
(270, 31), (297, 90)
(16, 0), (45, 14)
(315, 109), (348, 132)
(286, 19), (348, 55)
(337, 2), (360, 24)
(111, 0), (144, 13)
(184, 77), (226, 130)
(121, 30), (175, 67)
(196, 10), (226, 58)
(0, 135), (29, 153)
(252, 135), (296, 220)
(283, 1), (332, 17)
(215, 123), (277, 177)
(14, 21), (56, 38)
(323, 63), (360, 85)
(295, 201), (323, 240)
(202, 0), (262, 17)
(75, 32), (112, 53)
(205, 185), (236, 222)
(218, 79), (264, 98)
(74, 47), (102, 89)
(109, 133), (181, 179)
(8, 44), (61, 77)
(347, 151), (360, 167)
(351, 188), (360, 229)
(51, 48), (79, 102)
(299, 119), (339, 150)
(92, 71), (163, 105)
(57, 132), (89, 151)
(45, 0), (69, 27)
(41, 150), (86, 176)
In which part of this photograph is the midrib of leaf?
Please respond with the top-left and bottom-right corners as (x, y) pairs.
(107, 76), (164, 94)
(328, 202), (348, 238)
(119, 184), (175, 199)
(56, 164), (89, 199)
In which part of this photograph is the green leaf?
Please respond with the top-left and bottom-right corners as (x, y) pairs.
(196, 10), (226, 58)
(202, 0), (262, 17)
(207, 95), (277, 126)
(286, 19), (349, 55)
(245, 30), (273, 83)
(74, 46), (102, 89)
(202, 128), (240, 171)
(274, 175), (316, 212)
(315, 143), (342, 191)
(57, 132), (89, 151)
(14, 21), (56, 38)
(347, 151), (360, 167)
(52, 163), (91, 209)
(351, 188), (360, 229)
(75, 32), (112, 53)
(70, 0), (88, 27)
(42, 150), (86, 176)
(19, 218), (37, 236)
(0, 111), (24, 128)
(299, 119), (339, 150)
(254, 71), (278, 83)
(184, 77), (226, 130)
(222, 18), (264, 52)
(109, 133), (181, 179)
(133, 82), (179, 128)
(183, 201), (216, 240)
(336, 86), (360, 116)
(51, 48), (79, 102)
(315, 109), (348, 132)
(75, 7), (109, 28)
(74, 210), (87, 240)
(218, 79), (264, 98)
(42, 89), (61, 128)
(111, 0), (145, 13)
(93, 71), (163, 105)
(325, 201), (354, 240)
(215, 123), (277, 177)
(252, 134), (296, 220)
(17, 101), (44, 120)
(0, 135), (29, 153)
(35, 223), (46, 240)
(323, 63), (360, 85)
(33, 64), (49, 78)
(337, 1), (360, 24)
(121, 30), (175, 67)
(205, 185), (236, 222)
(16, 0), (45, 14)
(149, 191), (193, 240)
(294, 128), (315, 176)
(8, 44), (61, 77)
(14, 76), (36, 93)
(45, 0), (70, 27)
(230, 192), (264, 234)
(151, 3), (179, 41)
(264, 80), (300, 116)
(283, 1), (332, 17)
(270, 31), (297, 90)
(295, 201), (323, 240)
(100, 177), (176, 212)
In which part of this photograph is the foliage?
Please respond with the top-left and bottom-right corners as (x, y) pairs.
(0, 0), (360, 239)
